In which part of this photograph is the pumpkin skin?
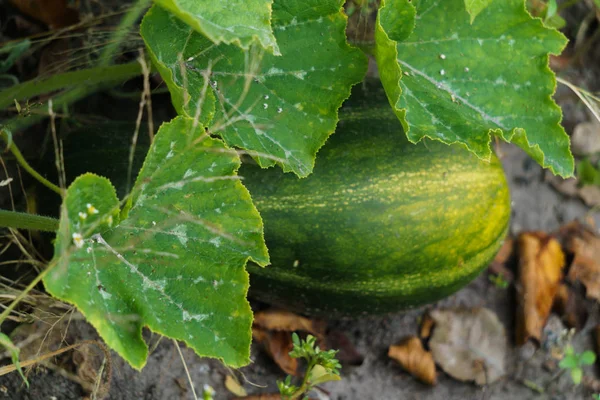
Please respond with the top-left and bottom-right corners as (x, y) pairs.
(241, 87), (510, 316)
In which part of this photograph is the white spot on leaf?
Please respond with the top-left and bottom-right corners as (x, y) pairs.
(170, 224), (188, 246)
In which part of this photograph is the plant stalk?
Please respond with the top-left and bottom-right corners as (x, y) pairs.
(0, 129), (62, 195)
(0, 61), (143, 110)
(0, 209), (59, 232)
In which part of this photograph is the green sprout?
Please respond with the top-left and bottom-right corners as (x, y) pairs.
(202, 384), (215, 400)
(488, 273), (509, 289)
(277, 333), (342, 400)
(559, 345), (596, 385)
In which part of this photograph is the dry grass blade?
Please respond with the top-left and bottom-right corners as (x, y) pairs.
(0, 340), (111, 398)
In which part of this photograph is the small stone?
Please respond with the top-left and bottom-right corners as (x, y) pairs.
(571, 121), (600, 156)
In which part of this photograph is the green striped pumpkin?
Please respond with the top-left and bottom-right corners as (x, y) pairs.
(241, 87), (510, 315)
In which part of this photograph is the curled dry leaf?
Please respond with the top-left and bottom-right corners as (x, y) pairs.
(9, 0), (79, 28)
(553, 284), (588, 331)
(388, 336), (436, 385)
(564, 224), (600, 301)
(326, 331), (363, 366)
(488, 238), (515, 282)
(253, 309), (326, 341)
(429, 308), (506, 385)
(419, 313), (435, 340)
(252, 327), (298, 376)
(225, 375), (247, 397)
(516, 232), (565, 345)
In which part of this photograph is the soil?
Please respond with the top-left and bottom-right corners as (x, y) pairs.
(1, 2), (600, 400)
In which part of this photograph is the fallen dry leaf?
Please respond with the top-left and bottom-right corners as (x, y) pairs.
(10, 0), (79, 28)
(559, 222), (600, 301)
(225, 375), (247, 397)
(252, 327), (298, 376)
(429, 308), (506, 385)
(488, 238), (515, 282)
(326, 331), (363, 366)
(516, 232), (565, 345)
(388, 336), (436, 385)
(553, 284), (588, 331)
(253, 309), (326, 340)
(419, 313), (435, 340)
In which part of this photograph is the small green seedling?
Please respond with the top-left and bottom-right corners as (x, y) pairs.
(0, 332), (28, 388)
(202, 384), (215, 400)
(278, 333), (342, 400)
(488, 273), (509, 289)
(559, 345), (596, 385)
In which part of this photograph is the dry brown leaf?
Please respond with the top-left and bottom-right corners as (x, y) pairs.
(419, 313), (435, 340)
(252, 327), (297, 376)
(225, 375), (247, 397)
(326, 330), (363, 366)
(388, 336), (436, 385)
(429, 308), (506, 385)
(253, 309), (325, 340)
(568, 225), (600, 301)
(488, 238), (515, 282)
(516, 232), (565, 345)
(553, 284), (588, 330)
(9, 0), (79, 28)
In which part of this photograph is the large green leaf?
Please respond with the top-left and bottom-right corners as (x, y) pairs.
(141, 1), (367, 177)
(464, 0), (495, 23)
(44, 117), (269, 369)
(153, 0), (279, 54)
(375, 0), (574, 177)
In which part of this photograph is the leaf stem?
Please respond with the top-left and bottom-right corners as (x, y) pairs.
(291, 359), (317, 400)
(0, 209), (59, 232)
(98, 0), (152, 66)
(0, 61), (144, 110)
(0, 129), (63, 195)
